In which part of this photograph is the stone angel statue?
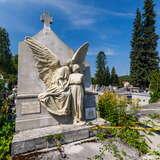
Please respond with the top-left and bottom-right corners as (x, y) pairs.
(24, 37), (89, 122)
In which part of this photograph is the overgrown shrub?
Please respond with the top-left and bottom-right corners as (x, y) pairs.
(98, 91), (149, 154)
(149, 70), (160, 103)
(150, 91), (160, 103)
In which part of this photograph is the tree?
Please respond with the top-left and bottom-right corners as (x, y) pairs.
(91, 77), (96, 85)
(105, 66), (110, 86)
(130, 1), (159, 89)
(141, 0), (159, 88)
(0, 27), (12, 74)
(110, 67), (119, 86)
(11, 54), (18, 75)
(130, 9), (143, 87)
(95, 51), (110, 86)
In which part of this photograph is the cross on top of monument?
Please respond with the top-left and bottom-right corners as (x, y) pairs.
(40, 12), (53, 30)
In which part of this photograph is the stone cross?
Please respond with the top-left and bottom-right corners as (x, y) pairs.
(40, 12), (53, 30)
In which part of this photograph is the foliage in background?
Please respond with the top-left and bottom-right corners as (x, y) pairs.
(93, 51), (119, 87)
(95, 51), (110, 86)
(105, 66), (110, 86)
(91, 77), (97, 85)
(0, 27), (18, 85)
(0, 27), (12, 74)
(149, 70), (160, 103)
(0, 79), (15, 160)
(142, 0), (159, 88)
(98, 92), (149, 154)
(130, 9), (144, 88)
(0, 27), (16, 160)
(110, 67), (119, 86)
(130, 0), (159, 89)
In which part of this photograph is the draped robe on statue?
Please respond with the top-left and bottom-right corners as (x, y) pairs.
(68, 72), (84, 121)
(38, 66), (71, 115)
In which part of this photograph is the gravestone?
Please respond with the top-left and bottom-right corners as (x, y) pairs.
(16, 12), (96, 132)
(12, 12), (100, 158)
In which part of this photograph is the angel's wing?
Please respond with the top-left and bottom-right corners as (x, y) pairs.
(24, 37), (60, 88)
(71, 42), (89, 65)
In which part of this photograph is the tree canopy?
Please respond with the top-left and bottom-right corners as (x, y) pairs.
(130, 0), (159, 89)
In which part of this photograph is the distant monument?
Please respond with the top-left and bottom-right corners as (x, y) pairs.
(12, 12), (99, 158)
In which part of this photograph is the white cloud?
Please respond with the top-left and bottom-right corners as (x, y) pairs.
(72, 19), (95, 27)
(88, 46), (116, 56)
(42, 0), (134, 27)
(105, 48), (115, 56)
(41, 0), (98, 27)
(0, 0), (134, 28)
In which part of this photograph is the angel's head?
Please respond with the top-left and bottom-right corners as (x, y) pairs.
(72, 64), (80, 73)
(64, 59), (73, 66)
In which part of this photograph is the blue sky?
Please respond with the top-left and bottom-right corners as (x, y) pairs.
(0, 0), (159, 76)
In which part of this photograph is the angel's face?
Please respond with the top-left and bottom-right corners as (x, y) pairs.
(65, 59), (72, 66)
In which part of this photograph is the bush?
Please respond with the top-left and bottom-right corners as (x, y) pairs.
(150, 91), (160, 103)
(0, 79), (15, 160)
(98, 91), (149, 154)
(149, 70), (160, 103)
(98, 92), (137, 126)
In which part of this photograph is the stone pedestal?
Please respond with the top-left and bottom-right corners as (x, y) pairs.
(13, 13), (98, 158)
(12, 118), (105, 159)
(16, 91), (98, 131)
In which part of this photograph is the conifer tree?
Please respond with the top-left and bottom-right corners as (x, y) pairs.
(141, 0), (159, 88)
(0, 27), (12, 73)
(110, 67), (119, 86)
(130, 1), (159, 89)
(130, 9), (143, 87)
(95, 51), (109, 86)
(105, 66), (110, 86)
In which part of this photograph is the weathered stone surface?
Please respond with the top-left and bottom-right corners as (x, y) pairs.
(12, 137), (140, 160)
(15, 91), (97, 131)
(21, 101), (40, 115)
(12, 118), (105, 157)
(18, 24), (91, 96)
(12, 12), (100, 160)
(15, 14), (95, 132)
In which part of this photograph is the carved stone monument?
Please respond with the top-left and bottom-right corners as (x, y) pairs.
(12, 12), (100, 158)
